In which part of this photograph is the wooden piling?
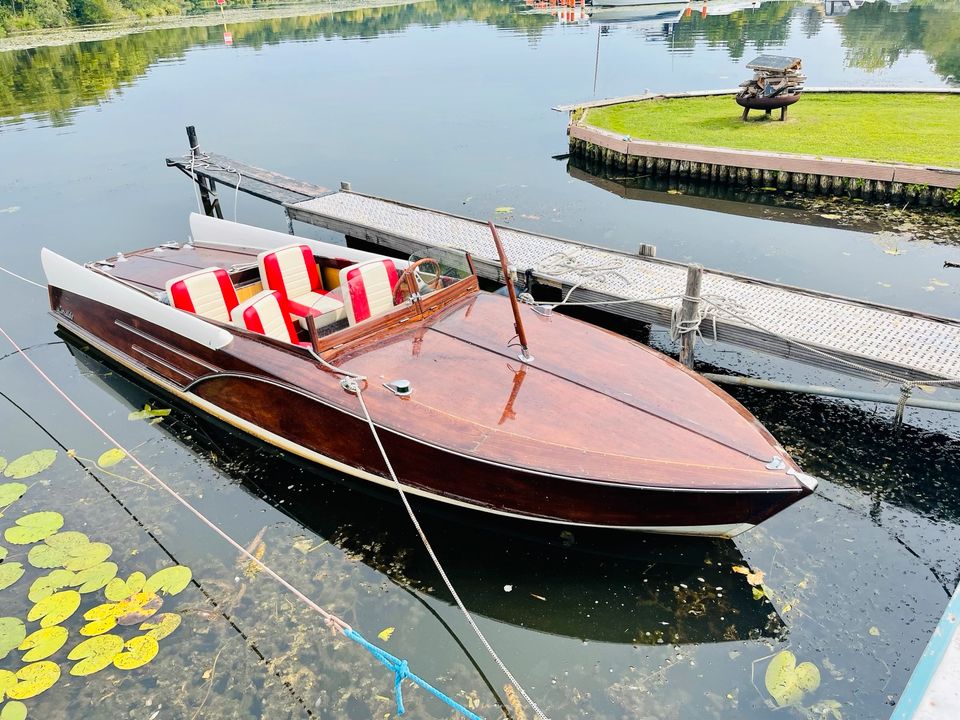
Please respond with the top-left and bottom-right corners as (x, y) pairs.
(185, 126), (223, 219)
(679, 264), (704, 369)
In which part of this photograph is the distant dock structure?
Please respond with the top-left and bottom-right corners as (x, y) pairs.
(168, 127), (960, 419)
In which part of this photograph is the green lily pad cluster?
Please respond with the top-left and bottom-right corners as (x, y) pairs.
(764, 650), (822, 707)
(0, 447), (193, 717)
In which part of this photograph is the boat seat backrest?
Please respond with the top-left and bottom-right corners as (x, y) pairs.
(230, 290), (300, 345)
(165, 267), (239, 323)
(339, 259), (400, 325)
(257, 244), (321, 300)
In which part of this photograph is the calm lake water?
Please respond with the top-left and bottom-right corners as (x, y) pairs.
(1, 0), (960, 718)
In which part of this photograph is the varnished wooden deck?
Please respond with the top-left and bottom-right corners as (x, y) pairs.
(167, 150), (960, 388)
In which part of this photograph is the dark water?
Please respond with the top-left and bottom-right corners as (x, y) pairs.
(1, 1), (959, 718)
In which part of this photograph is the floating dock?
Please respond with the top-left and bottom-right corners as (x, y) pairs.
(891, 583), (960, 720)
(556, 89), (960, 206)
(167, 135), (960, 395)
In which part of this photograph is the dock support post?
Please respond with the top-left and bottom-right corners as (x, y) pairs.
(340, 181), (352, 192)
(679, 264), (704, 369)
(185, 126), (222, 219)
(283, 208), (296, 235)
(637, 243), (656, 258)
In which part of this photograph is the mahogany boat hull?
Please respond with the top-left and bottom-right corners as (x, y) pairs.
(42, 232), (816, 539)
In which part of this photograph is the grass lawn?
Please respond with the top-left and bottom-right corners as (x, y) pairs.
(583, 93), (960, 168)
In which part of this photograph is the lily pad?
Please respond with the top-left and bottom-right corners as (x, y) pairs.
(765, 650), (821, 707)
(0, 564), (24, 591)
(115, 592), (162, 625)
(3, 450), (56, 480)
(0, 483), (27, 507)
(0, 700), (27, 720)
(79, 617), (117, 637)
(105, 572), (145, 602)
(27, 590), (81, 628)
(96, 449), (126, 468)
(73, 562), (118, 593)
(26, 545), (67, 570)
(19, 626), (68, 662)
(0, 619), (26, 660)
(6, 661), (60, 699)
(0, 547), (6, 562)
(4, 512), (64, 545)
(113, 635), (159, 670)
(83, 603), (122, 622)
(0, 670), (16, 701)
(144, 566), (192, 596)
(68, 635), (123, 676)
(44, 532), (89, 551)
(28, 570), (77, 603)
(64, 543), (112, 572)
(140, 613), (181, 641)
(128, 405), (170, 421)
(0, 459), (5, 474)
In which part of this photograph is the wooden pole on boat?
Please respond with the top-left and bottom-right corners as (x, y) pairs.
(185, 126), (223, 219)
(488, 222), (533, 363)
(305, 314), (321, 354)
(679, 264), (704, 369)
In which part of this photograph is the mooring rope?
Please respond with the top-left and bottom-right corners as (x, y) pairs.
(697, 294), (960, 388)
(515, 253), (960, 392)
(0, 265), (45, 289)
(343, 378), (550, 720)
(0, 323), (490, 720)
(186, 146), (243, 222)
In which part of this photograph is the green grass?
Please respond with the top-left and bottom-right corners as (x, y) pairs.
(584, 93), (960, 168)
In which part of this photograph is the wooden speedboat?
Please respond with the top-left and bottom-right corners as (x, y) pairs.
(42, 214), (816, 538)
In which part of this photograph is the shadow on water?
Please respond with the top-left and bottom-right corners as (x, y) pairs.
(62, 330), (786, 647)
(734, 381), (960, 530)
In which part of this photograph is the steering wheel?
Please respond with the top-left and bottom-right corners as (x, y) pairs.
(393, 257), (443, 305)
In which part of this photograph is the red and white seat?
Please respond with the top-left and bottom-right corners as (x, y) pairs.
(257, 244), (345, 328)
(339, 259), (400, 325)
(230, 290), (310, 347)
(165, 267), (239, 323)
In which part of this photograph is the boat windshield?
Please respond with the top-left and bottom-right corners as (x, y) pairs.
(404, 247), (474, 298)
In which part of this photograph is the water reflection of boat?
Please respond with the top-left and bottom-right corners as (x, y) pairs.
(64, 338), (785, 646)
(42, 214), (816, 538)
(588, 0), (800, 25)
(522, 0), (591, 24)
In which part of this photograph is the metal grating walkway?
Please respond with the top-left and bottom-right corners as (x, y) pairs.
(288, 191), (960, 387)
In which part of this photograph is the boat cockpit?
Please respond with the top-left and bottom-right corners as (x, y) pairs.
(158, 241), (475, 350)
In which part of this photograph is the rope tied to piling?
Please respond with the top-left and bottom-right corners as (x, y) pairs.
(185, 145), (243, 222)
(668, 293), (718, 349)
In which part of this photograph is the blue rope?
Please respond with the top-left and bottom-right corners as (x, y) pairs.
(343, 627), (485, 720)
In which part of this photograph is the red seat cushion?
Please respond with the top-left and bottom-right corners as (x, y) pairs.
(340, 259), (399, 325)
(258, 244), (322, 299)
(165, 267), (239, 323)
(230, 290), (309, 347)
